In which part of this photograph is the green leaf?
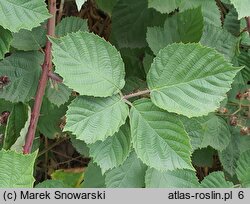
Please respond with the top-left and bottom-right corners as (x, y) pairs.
(122, 77), (147, 96)
(143, 53), (154, 74)
(38, 98), (68, 139)
(130, 99), (193, 171)
(11, 106), (31, 153)
(192, 147), (215, 167)
(82, 161), (106, 188)
(3, 103), (29, 150)
(50, 31), (125, 97)
(65, 95), (129, 144)
(218, 128), (240, 176)
(230, 0), (250, 19)
(51, 169), (84, 188)
(241, 32), (250, 47)
(145, 168), (199, 188)
(148, 0), (181, 14)
(55, 17), (88, 37)
(224, 8), (240, 36)
(11, 23), (46, 51)
(181, 114), (231, 151)
(35, 180), (67, 188)
(237, 50), (250, 83)
(147, 43), (240, 117)
(105, 151), (147, 188)
(147, 7), (203, 55)
(0, 0), (50, 32)
(89, 123), (131, 174)
(75, 0), (87, 11)
(45, 83), (72, 107)
(239, 136), (250, 154)
(111, 0), (167, 48)
(0, 51), (43, 103)
(200, 172), (234, 188)
(179, 0), (221, 27)
(0, 99), (13, 113)
(227, 72), (248, 102)
(70, 135), (89, 157)
(0, 26), (12, 60)
(0, 150), (37, 187)
(200, 24), (239, 61)
(95, 0), (118, 16)
(236, 150), (250, 187)
(0, 99), (13, 141)
(119, 48), (146, 78)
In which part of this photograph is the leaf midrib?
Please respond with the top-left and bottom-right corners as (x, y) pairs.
(150, 68), (236, 91)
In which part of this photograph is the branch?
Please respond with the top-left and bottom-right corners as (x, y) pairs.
(122, 89), (150, 100)
(23, 0), (57, 154)
(56, 0), (64, 23)
(48, 71), (63, 83)
(245, 17), (250, 34)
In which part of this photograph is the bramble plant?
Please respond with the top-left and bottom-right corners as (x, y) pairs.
(0, 0), (249, 188)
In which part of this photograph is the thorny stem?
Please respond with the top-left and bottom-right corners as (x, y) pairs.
(122, 89), (150, 100)
(23, 0), (57, 154)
